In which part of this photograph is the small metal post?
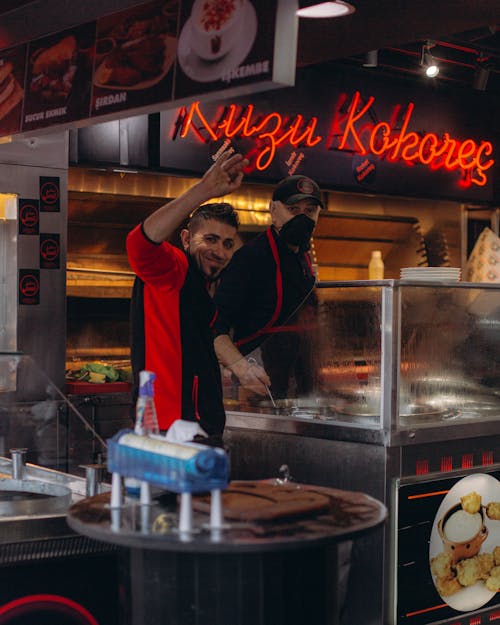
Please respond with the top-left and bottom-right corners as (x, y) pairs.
(80, 464), (102, 497)
(179, 492), (192, 533)
(140, 481), (151, 505)
(210, 489), (223, 528)
(10, 448), (27, 480)
(111, 472), (123, 508)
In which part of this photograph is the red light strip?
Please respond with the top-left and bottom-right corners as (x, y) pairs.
(462, 454), (474, 469)
(441, 456), (453, 472)
(407, 489), (449, 500)
(405, 603), (448, 617)
(0, 594), (99, 624)
(483, 451), (494, 466)
(490, 608), (500, 620)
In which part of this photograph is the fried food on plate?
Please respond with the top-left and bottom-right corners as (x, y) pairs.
(456, 556), (482, 587)
(477, 552), (494, 579)
(486, 565), (500, 592)
(487, 502), (500, 520)
(461, 491), (482, 514)
(435, 574), (462, 597)
(431, 552), (453, 579)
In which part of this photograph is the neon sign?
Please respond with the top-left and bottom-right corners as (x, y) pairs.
(171, 92), (495, 188)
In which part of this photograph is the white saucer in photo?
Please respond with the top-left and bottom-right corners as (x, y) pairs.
(177, 1), (257, 83)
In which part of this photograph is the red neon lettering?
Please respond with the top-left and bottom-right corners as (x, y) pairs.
(388, 102), (416, 160)
(458, 139), (478, 169)
(177, 101), (322, 172)
(369, 122), (397, 155)
(173, 96), (495, 187)
(443, 134), (459, 170)
(217, 104), (255, 138)
(179, 102), (217, 141)
(400, 133), (421, 162)
(338, 91), (375, 154)
(417, 133), (439, 164)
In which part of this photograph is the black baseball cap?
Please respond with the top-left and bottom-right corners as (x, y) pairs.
(272, 175), (323, 208)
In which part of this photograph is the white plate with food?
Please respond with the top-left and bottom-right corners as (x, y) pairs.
(177, 1), (257, 83)
(429, 473), (500, 612)
(94, 34), (176, 91)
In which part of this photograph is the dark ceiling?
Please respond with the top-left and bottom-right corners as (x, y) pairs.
(295, 0), (500, 96)
(1, 0), (500, 95)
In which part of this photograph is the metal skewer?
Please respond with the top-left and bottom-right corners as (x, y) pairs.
(265, 384), (277, 409)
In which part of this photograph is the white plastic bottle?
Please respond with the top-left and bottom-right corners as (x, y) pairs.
(368, 250), (384, 279)
(126, 370), (159, 496)
(135, 370), (160, 435)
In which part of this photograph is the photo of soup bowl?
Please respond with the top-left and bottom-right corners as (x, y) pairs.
(189, 0), (247, 61)
(438, 502), (488, 563)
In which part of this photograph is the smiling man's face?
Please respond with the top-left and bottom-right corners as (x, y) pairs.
(181, 218), (238, 280)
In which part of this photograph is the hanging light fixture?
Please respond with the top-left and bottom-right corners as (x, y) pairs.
(472, 53), (491, 91)
(421, 42), (439, 78)
(296, 1), (356, 18)
(363, 50), (378, 68)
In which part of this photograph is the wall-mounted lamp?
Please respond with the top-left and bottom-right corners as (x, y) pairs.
(472, 54), (491, 91)
(363, 50), (378, 67)
(296, 1), (355, 18)
(421, 42), (439, 78)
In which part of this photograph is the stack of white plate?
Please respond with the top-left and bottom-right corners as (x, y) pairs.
(400, 267), (461, 282)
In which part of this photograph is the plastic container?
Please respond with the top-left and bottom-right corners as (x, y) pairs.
(107, 430), (229, 494)
(368, 250), (384, 279)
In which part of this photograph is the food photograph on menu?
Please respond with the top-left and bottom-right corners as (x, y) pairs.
(174, 0), (275, 99)
(22, 23), (96, 132)
(429, 473), (500, 613)
(90, 0), (178, 117)
(0, 44), (27, 137)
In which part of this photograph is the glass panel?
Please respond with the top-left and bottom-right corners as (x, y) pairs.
(222, 284), (383, 427)
(399, 285), (500, 429)
(0, 352), (110, 474)
(314, 286), (382, 426)
(0, 217), (17, 359)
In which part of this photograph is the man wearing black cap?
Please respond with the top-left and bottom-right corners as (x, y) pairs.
(214, 174), (323, 396)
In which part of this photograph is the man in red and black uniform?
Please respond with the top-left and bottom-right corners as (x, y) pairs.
(127, 150), (247, 444)
(214, 175), (323, 398)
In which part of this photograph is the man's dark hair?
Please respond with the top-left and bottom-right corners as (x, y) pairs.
(188, 202), (239, 232)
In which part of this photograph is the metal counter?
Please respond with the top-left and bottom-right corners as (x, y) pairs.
(221, 280), (500, 625)
(0, 455), (120, 624)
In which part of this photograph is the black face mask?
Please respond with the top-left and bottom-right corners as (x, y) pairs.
(279, 214), (316, 252)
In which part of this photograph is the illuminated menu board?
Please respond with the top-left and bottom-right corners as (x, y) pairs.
(0, 0), (296, 137)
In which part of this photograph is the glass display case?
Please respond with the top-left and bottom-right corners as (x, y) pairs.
(225, 280), (500, 446)
(0, 351), (113, 473)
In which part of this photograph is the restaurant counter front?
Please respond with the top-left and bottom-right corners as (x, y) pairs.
(222, 280), (500, 625)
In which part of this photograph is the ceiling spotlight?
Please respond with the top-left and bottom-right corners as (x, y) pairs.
(421, 43), (439, 78)
(472, 54), (491, 91)
(296, 1), (356, 18)
(363, 50), (378, 68)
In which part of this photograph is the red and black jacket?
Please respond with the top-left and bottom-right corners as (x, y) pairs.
(127, 224), (225, 435)
(214, 227), (315, 355)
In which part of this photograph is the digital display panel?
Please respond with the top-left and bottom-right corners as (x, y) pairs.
(398, 468), (500, 625)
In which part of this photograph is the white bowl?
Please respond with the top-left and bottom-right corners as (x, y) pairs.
(190, 0), (246, 61)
